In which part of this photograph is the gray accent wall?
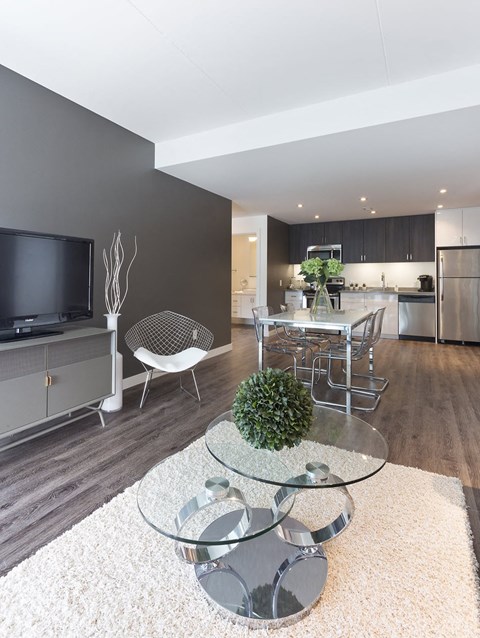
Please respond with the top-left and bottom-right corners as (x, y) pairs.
(266, 216), (291, 311)
(0, 65), (232, 378)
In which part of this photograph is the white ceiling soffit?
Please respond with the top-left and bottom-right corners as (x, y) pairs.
(1, 1), (480, 221)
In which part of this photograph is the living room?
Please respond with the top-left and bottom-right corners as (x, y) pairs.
(1, 3), (480, 635)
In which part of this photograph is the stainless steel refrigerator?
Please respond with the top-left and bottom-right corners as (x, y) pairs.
(437, 247), (480, 342)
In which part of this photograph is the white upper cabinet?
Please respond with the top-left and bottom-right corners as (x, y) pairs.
(462, 207), (480, 246)
(436, 207), (480, 247)
(435, 209), (462, 246)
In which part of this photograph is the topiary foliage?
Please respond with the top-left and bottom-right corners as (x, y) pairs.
(232, 368), (313, 451)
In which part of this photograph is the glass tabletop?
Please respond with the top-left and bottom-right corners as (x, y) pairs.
(205, 405), (388, 489)
(137, 442), (294, 547)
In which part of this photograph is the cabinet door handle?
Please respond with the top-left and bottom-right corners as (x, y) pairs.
(45, 374), (52, 387)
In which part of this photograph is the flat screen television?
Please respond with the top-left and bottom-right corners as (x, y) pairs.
(0, 227), (94, 341)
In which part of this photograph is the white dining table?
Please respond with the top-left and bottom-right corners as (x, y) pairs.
(257, 308), (372, 415)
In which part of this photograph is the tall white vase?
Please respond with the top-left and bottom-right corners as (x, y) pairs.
(102, 313), (123, 412)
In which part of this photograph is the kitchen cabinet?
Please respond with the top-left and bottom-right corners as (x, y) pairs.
(285, 290), (304, 310)
(364, 293), (398, 338)
(289, 214), (434, 265)
(232, 293), (257, 322)
(385, 214), (434, 262)
(289, 224), (314, 264)
(342, 218), (385, 263)
(231, 294), (241, 319)
(436, 207), (480, 247)
(288, 222), (343, 264)
(341, 291), (398, 338)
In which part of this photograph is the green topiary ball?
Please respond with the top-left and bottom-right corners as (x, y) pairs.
(232, 368), (314, 451)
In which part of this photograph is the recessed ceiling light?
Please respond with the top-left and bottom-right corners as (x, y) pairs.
(439, 189), (447, 194)
(370, 210), (376, 214)
(314, 215), (319, 219)
(437, 204), (444, 209)
(360, 196), (367, 202)
(297, 203), (303, 208)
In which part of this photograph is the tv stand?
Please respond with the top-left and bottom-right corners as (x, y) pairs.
(0, 327), (115, 450)
(0, 327), (63, 343)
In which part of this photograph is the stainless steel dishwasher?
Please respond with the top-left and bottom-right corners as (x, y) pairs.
(398, 294), (435, 341)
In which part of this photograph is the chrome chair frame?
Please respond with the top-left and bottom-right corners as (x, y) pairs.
(252, 306), (317, 378)
(311, 312), (381, 412)
(340, 306), (389, 394)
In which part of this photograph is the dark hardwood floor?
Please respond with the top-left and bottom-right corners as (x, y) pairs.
(1, 325), (480, 576)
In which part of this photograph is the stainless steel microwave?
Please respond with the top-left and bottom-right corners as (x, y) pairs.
(306, 244), (342, 262)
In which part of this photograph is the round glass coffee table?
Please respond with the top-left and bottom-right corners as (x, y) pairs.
(137, 405), (388, 628)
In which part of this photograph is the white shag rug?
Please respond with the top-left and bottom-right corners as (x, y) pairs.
(1, 437), (479, 638)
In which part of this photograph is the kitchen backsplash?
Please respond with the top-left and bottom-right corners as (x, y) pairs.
(292, 261), (436, 289)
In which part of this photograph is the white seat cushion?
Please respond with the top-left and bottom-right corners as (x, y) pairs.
(134, 346), (208, 373)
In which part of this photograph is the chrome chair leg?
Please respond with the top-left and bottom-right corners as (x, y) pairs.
(180, 368), (202, 402)
(139, 369), (153, 409)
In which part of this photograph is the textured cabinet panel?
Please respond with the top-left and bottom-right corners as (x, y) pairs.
(0, 346), (45, 382)
(47, 334), (111, 368)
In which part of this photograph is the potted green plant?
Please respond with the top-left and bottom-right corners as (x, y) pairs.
(232, 368), (313, 451)
(299, 257), (344, 313)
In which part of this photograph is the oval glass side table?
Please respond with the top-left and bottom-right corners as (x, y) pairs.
(138, 405), (388, 628)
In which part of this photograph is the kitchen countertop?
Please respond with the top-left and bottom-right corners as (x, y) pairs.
(341, 287), (435, 296)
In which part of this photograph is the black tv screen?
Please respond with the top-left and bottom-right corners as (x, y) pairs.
(0, 227), (94, 336)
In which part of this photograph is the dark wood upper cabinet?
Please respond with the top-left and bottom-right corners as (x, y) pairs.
(342, 218), (385, 263)
(409, 214), (435, 261)
(342, 220), (364, 263)
(385, 216), (410, 262)
(363, 218), (385, 263)
(289, 224), (314, 263)
(323, 221), (343, 245)
(289, 221), (339, 263)
(289, 213), (434, 264)
(385, 214), (434, 262)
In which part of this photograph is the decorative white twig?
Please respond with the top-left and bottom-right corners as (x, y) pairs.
(103, 231), (138, 314)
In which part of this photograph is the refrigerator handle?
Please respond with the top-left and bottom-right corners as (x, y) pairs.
(439, 254), (444, 302)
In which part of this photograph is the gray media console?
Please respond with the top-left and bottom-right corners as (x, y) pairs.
(0, 327), (114, 449)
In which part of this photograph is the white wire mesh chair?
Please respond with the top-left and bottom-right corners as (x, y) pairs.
(124, 311), (213, 408)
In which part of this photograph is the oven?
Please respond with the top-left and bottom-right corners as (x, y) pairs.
(302, 277), (344, 310)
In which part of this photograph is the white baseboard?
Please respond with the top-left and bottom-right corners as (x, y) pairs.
(122, 342), (233, 390)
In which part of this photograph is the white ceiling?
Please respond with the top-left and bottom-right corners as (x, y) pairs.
(1, 0), (480, 223)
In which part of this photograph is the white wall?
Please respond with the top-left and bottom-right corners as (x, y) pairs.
(232, 215), (268, 306)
